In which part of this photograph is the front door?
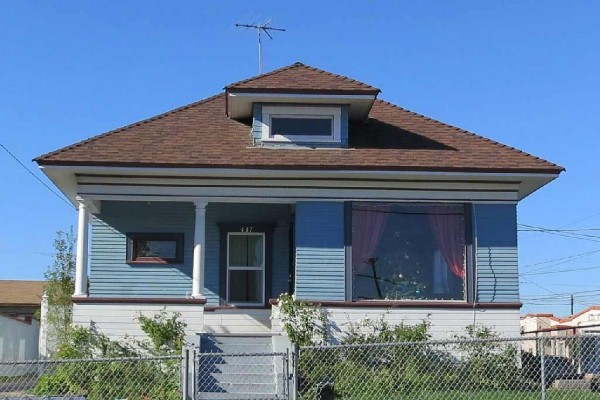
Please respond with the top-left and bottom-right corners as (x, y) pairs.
(226, 232), (265, 306)
(219, 224), (274, 307)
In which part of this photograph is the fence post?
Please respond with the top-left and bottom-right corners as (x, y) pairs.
(540, 336), (547, 400)
(182, 348), (189, 400)
(292, 344), (299, 400)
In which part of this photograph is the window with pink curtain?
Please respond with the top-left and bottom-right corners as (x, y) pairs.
(352, 203), (466, 301)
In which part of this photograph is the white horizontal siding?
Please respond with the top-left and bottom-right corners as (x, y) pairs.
(272, 306), (520, 343)
(72, 303), (204, 341)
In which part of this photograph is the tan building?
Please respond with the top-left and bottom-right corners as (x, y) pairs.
(0, 280), (46, 322)
(521, 306), (600, 357)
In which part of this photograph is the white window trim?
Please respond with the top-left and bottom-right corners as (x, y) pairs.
(226, 232), (266, 306)
(261, 105), (342, 143)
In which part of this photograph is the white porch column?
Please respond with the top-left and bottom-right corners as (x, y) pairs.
(74, 197), (89, 297)
(192, 200), (207, 299)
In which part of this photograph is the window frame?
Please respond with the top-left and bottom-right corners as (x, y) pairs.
(261, 105), (341, 143)
(126, 232), (184, 264)
(346, 202), (474, 303)
(226, 232), (266, 307)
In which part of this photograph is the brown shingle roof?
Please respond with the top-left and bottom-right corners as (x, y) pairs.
(226, 62), (380, 94)
(0, 280), (45, 306)
(35, 64), (563, 174)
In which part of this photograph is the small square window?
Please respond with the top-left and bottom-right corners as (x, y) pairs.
(127, 233), (184, 264)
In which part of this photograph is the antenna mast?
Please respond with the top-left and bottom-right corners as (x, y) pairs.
(235, 20), (285, 74)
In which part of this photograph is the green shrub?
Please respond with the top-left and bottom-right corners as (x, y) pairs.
(32, 309), (185, 399)
(277, 293), (328, 346)
(451, 324), (530, 391)
(342, 314), (430, 344)
(136, 309), (187, 355)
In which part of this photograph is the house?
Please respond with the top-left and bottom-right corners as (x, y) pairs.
(0, 280), (45, 322)
(0, 280), (45, 361)
(521, 306), (600, 357)
(35, 62), (563, 343)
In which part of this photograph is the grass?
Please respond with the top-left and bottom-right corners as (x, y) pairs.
(0, 374), (36, 383)
(336, 390), (600, 400)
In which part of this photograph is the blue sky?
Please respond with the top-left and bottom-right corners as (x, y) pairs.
(1, 1), (598, 317)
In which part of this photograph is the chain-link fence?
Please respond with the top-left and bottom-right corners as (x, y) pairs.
(0, 355), (183, 400)
(297, 336), (600, 400)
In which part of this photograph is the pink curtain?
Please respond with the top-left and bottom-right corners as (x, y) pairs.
(352, 203), (390, 272)
(428, 205), (466, 279)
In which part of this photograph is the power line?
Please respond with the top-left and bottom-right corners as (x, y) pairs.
(519, 223), (600, 242)
(520, 249), (600, 271)
(0, 144), (75, 210)
(519, 276), (592, 308)
(521, 263), (600, 276)
(521, 289), (600, 301)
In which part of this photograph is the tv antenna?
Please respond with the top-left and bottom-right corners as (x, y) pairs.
(235, 19), (285, 74)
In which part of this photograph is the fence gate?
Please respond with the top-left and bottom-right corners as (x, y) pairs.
(195, 351), (289, 399)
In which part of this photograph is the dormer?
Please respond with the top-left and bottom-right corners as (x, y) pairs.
(225, 62), (380, 147)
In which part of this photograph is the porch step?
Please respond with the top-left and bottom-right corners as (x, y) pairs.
(199, 363), (275, 375)
(197, 393), (283, 400)
(208, 372), (278, 385)
(202, 334), (274, 346)
(197, 333), (285, 399)
(202, 344), (274, 354)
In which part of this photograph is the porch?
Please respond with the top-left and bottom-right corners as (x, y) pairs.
(70, 197), (522, 340)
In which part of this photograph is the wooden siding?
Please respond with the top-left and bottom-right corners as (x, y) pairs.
(90, 201), (291, 302)
(295, 202), (346, 301)
(90, 201), (194, 298)
(474, 204), (519, 302)
(72, 303), (204, 340)
(271, 305), (520, 341)
(340, 105), (349, 146)
(204, 203), (292, 305)
(252, 103), (263, 144)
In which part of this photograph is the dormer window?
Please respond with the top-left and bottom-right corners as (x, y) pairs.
(261, 105), (341, 143)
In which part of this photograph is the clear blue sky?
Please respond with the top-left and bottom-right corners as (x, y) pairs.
(1, 1), (598, 317)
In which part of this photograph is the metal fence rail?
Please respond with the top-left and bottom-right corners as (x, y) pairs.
(298, 336), (600, 400)
(0, 355), (183, 400)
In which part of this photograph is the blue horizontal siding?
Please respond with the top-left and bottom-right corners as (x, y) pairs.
(295, 202), (346, 301)
(90, 201), (194, 298)
(474, 204), (519, 303)
(90, 201), (291, 302)
(252, 103), (263, 145)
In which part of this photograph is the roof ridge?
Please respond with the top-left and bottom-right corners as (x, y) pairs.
(374, 99), (565, 171)
(224, 62), (306, 89)
(226, 61), (380, 92)
(557, 305), (600, 323)
(35, 93), (224, 162)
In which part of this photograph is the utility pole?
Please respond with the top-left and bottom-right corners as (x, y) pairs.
(235, 20), (286, 74)
(570, 294), (574, 315)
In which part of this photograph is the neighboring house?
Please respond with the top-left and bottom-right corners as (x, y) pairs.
(522, 306), (600, 336)
(521, 307), (600, 374)
(0, 280), (44, 362)
(35, 62), (563, 343)
(0, 280), (45, 322)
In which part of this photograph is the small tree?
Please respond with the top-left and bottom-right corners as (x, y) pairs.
(44, 228), (77, 348)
